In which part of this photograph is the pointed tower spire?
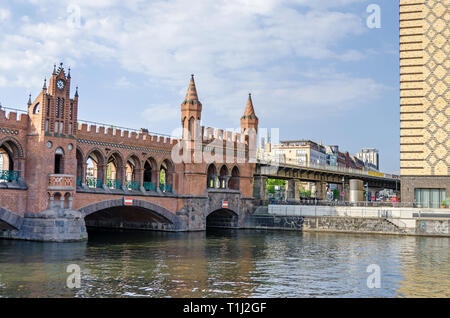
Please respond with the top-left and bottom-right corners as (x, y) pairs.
(244, 93), (256, 117)
(181, 74), (202, 140)
(53, 64), (57, 75)
(68, 67), (71, 78)
(241, 93), (258, 133)
(43, 78), (47, 90)
(184, 74), (199, 102)
(75, 86), (79, 97)
(27, 94), (32, 106)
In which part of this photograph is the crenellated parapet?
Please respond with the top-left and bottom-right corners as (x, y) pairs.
(76, 123), (179, 152)
(0, 110), (29, 130)
(201, 126), (246, 147)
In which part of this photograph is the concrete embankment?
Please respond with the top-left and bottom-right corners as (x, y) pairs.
(267, 205), (450, 237)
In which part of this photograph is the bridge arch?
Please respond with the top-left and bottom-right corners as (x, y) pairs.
(85, 148), (106, 187)
(0, 137), (25, 175)
(0, 207), (23, 230)
(143, 157), (157, 183)
(106, 152), (125, 186)
(205, 208), (239, 229)
(159, 158), (175, 192)
(125, 154), (141, 188)
(206, 163), (218, 189)
(229, 166), (240, 190)
(79, 198), (178, 225)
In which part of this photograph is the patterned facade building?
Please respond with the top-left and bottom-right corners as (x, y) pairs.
(400, 0), (449, 207)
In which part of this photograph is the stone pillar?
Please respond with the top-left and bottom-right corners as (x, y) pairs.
(294, 180), (300, 200)
(349, 179), (364, 203)
(81, 162), (87, 184)
(344, 182), (350, 202)
(286, 179), (296, 201)
(253, 176), (268, 200)
(315, 181), (327, 200)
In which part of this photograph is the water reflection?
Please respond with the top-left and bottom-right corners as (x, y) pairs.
(0, 230), (449, 298)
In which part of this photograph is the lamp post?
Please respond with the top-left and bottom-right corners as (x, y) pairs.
(365, 182), (369, 206)
(342, 177), (345, 204)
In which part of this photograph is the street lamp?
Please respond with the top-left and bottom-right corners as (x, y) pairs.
(365, 182), (369, 205)
(342, 177), (345, 203)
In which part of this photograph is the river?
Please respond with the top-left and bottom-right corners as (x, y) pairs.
(0, 229), (449, 298)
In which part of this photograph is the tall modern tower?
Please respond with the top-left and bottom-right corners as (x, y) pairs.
(399, 0), (449, 207)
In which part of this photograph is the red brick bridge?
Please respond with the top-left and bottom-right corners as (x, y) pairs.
(0, 65), (260, 240)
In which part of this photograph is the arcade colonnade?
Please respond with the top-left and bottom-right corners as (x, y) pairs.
(76, 147), (175, 193)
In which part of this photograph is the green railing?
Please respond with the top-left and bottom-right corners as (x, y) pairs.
(160, 183), (173, 193)
(107, 179), (122, 189)
(143, 182), (157, 192)
(126, 180), (140, 191)
(0, 170), (20, 182)
(76, 177), (82, 187)
(86, 177), (103, 188)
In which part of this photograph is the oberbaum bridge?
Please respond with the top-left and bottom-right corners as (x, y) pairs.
(0, 64), (400, 242)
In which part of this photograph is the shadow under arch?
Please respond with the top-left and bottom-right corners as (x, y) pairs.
(205, 208), (239, 229)
(0, 207), (23, 230)
(79, 199), (179, 232)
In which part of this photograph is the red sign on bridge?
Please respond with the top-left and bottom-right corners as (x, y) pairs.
(124, 197), (133, 206)
(222, 201), (229, 209)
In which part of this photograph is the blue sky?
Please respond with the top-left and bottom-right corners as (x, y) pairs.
(0, 0), (400, 173)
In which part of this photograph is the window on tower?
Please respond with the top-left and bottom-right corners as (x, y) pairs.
(61, 98), (64, 118)
(56, 98), (60, 118)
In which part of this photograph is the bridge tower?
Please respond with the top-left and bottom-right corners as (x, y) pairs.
(181, 74), (202, 141)
(25, 63), (79, 212)
(240, 93), (258, 134)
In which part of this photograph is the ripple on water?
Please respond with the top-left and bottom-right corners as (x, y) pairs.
(0, 231), (449, 297)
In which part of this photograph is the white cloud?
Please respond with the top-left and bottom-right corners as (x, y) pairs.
(0, 0), (381, 126)
(0, 9), (11, 23)
(115, 77), (132, 87)
(143, 104), (180, 134)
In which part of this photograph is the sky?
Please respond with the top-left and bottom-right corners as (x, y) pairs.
(0, 0), (400, 173)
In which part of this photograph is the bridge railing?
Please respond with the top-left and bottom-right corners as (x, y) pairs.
(125, 180), (140, 191)
(143, 182), (157, 192)
(86, 177), (103, 189)
(0, 170), (20, 182)
(266, 199), (423, 209)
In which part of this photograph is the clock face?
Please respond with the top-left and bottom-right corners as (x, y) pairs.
(57, 80), (65, 90)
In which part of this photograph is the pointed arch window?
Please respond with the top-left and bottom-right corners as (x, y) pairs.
(56, 98), (60, 118)
(61, 98), (65, 118)
(46, 99), (50, 116)
(70, 103), (73, 120)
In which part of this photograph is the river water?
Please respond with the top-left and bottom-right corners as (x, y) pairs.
(0, 229), (449, 298)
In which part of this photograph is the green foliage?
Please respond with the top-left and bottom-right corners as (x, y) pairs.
(267, 179), (285, 195)
(267, 179), (286, 186)
(332, 189), (340, 200)
(299, 190), (311, 198)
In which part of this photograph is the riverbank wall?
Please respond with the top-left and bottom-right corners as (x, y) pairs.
(267, 205), (450, 237)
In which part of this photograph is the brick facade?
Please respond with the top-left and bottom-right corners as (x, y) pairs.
(0, 65), (259, 232)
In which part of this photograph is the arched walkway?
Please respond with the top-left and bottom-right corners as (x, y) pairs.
(0, 137), (25, 182)
(205, 209), (239, 229)
(0, 207), (23, 230)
